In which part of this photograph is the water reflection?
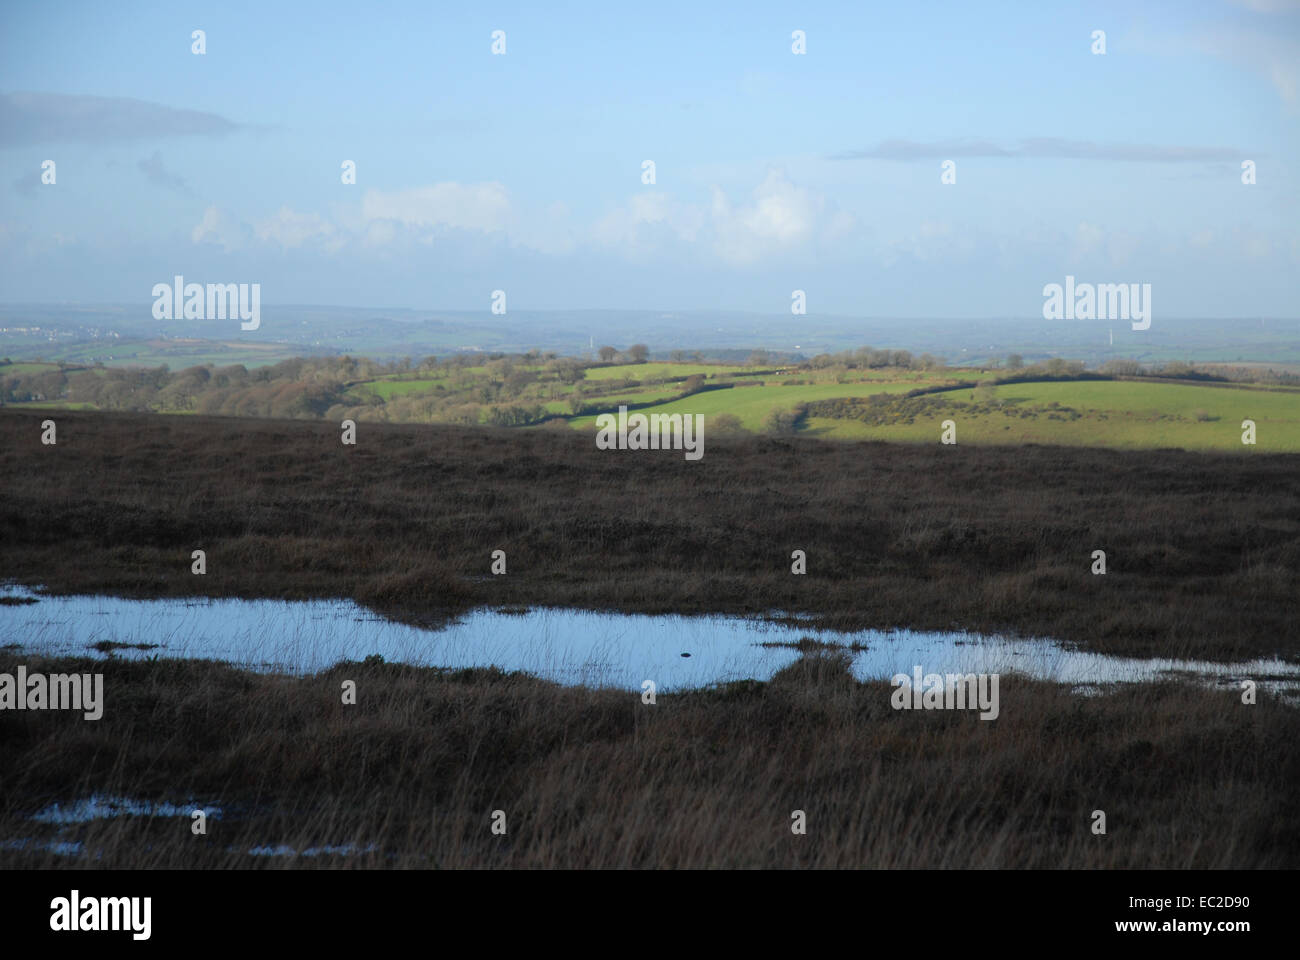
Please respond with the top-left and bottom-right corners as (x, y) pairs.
(1, 583), (1295, 696)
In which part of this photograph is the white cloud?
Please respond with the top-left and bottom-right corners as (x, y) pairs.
(191, 183), (521, 256)
(360, 182), (511, 233)
(1106, 231), (1139, 267)
(881, 219), (985, 263)
(591, 170), (848, 266)
(190, 206), (243, 251)
(590, 191), (705, 259)
(1204, 27), (1300, 103)
(190, 173), (853, 266)
(1240, 230), (1273, 257)
(362, 219), (396, 249)
(254, 206), (342, 251)
(507, 199), (580, 256)
(1068, 222), (1139, 266)
(1072, 222), (1106, 260)
(1138, 21), (1300, 104)
(711, 170), (824, 264)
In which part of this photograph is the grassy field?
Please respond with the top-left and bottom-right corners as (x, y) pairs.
(46, 338), (297, 369)
(351, 361), (810, 416)
(12, 400), (97, 410)
(570, 379), (936, 431)
(804, 380), (1300, 452)
(0, 362), (64, 376)
(9, 353), (1297, 453)
(540, 386), (685, 414)
(563, 369), (1300, 451)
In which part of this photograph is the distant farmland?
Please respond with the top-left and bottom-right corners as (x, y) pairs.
(5, 355), (1299, 451)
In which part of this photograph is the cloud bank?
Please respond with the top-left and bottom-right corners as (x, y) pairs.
(0, 92), (247, 147)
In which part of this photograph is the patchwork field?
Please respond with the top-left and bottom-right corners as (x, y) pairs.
(5, 354), (1298, 451)
(571, 379), (934, 431)
(800, 380), (1300, 452)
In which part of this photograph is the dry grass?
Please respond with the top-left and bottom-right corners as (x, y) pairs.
(1, 650), (1296, 868)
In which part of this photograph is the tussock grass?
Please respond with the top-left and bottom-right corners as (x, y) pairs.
(1, 650), (1296, 868)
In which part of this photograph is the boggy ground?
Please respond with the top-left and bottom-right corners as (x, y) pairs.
(1, 650), (1296, 868)
(1, 409), (1297, 661)
(2, 409), (1297, 869)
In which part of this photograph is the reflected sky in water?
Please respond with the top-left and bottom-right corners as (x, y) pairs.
(1, 583), (1295, 695)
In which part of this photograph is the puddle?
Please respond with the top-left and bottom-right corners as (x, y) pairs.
(248, 843), (378, 858)
(2, 793), (222, 863)
(30, 795), (222, 824)
(4, 581), (1297, 863)
(0, 583), (1296, 697)
(5, 793), (370, 861)
(3, 838), (88, 857)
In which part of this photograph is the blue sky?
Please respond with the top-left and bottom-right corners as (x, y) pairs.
(1, 0), (1297, 317)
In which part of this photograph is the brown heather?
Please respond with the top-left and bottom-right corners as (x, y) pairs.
(0, 652), (1296, 868)
(2, 409), (1296, 660)
(0, 409), (1297, 867)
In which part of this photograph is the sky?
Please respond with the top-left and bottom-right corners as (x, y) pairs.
(1, 0), (1297, 318)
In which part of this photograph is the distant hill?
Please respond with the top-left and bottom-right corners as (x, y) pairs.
(1, 303), (1296, 369)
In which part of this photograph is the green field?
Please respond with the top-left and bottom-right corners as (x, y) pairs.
(566, 375), (1300, 452)
(14, 400), (97, 410)
(983, 378), (1298, 415)
(541, 386), (687, 414)
(351, 361), (759, 410)
(31, 339), (300, 369)
(569, 379), (932, 431)
(805, 380), (1300, 451)
(0, 362), (64, 375)
(7, 351), (1298, 452)
(350, 377), (450, 399)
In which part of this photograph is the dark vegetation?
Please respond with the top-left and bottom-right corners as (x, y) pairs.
(1, 650), (1296, 868)
(2, 409), (1296, 662)
(807, 394), (1088, 426)
(2, 408), (1298, 869)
